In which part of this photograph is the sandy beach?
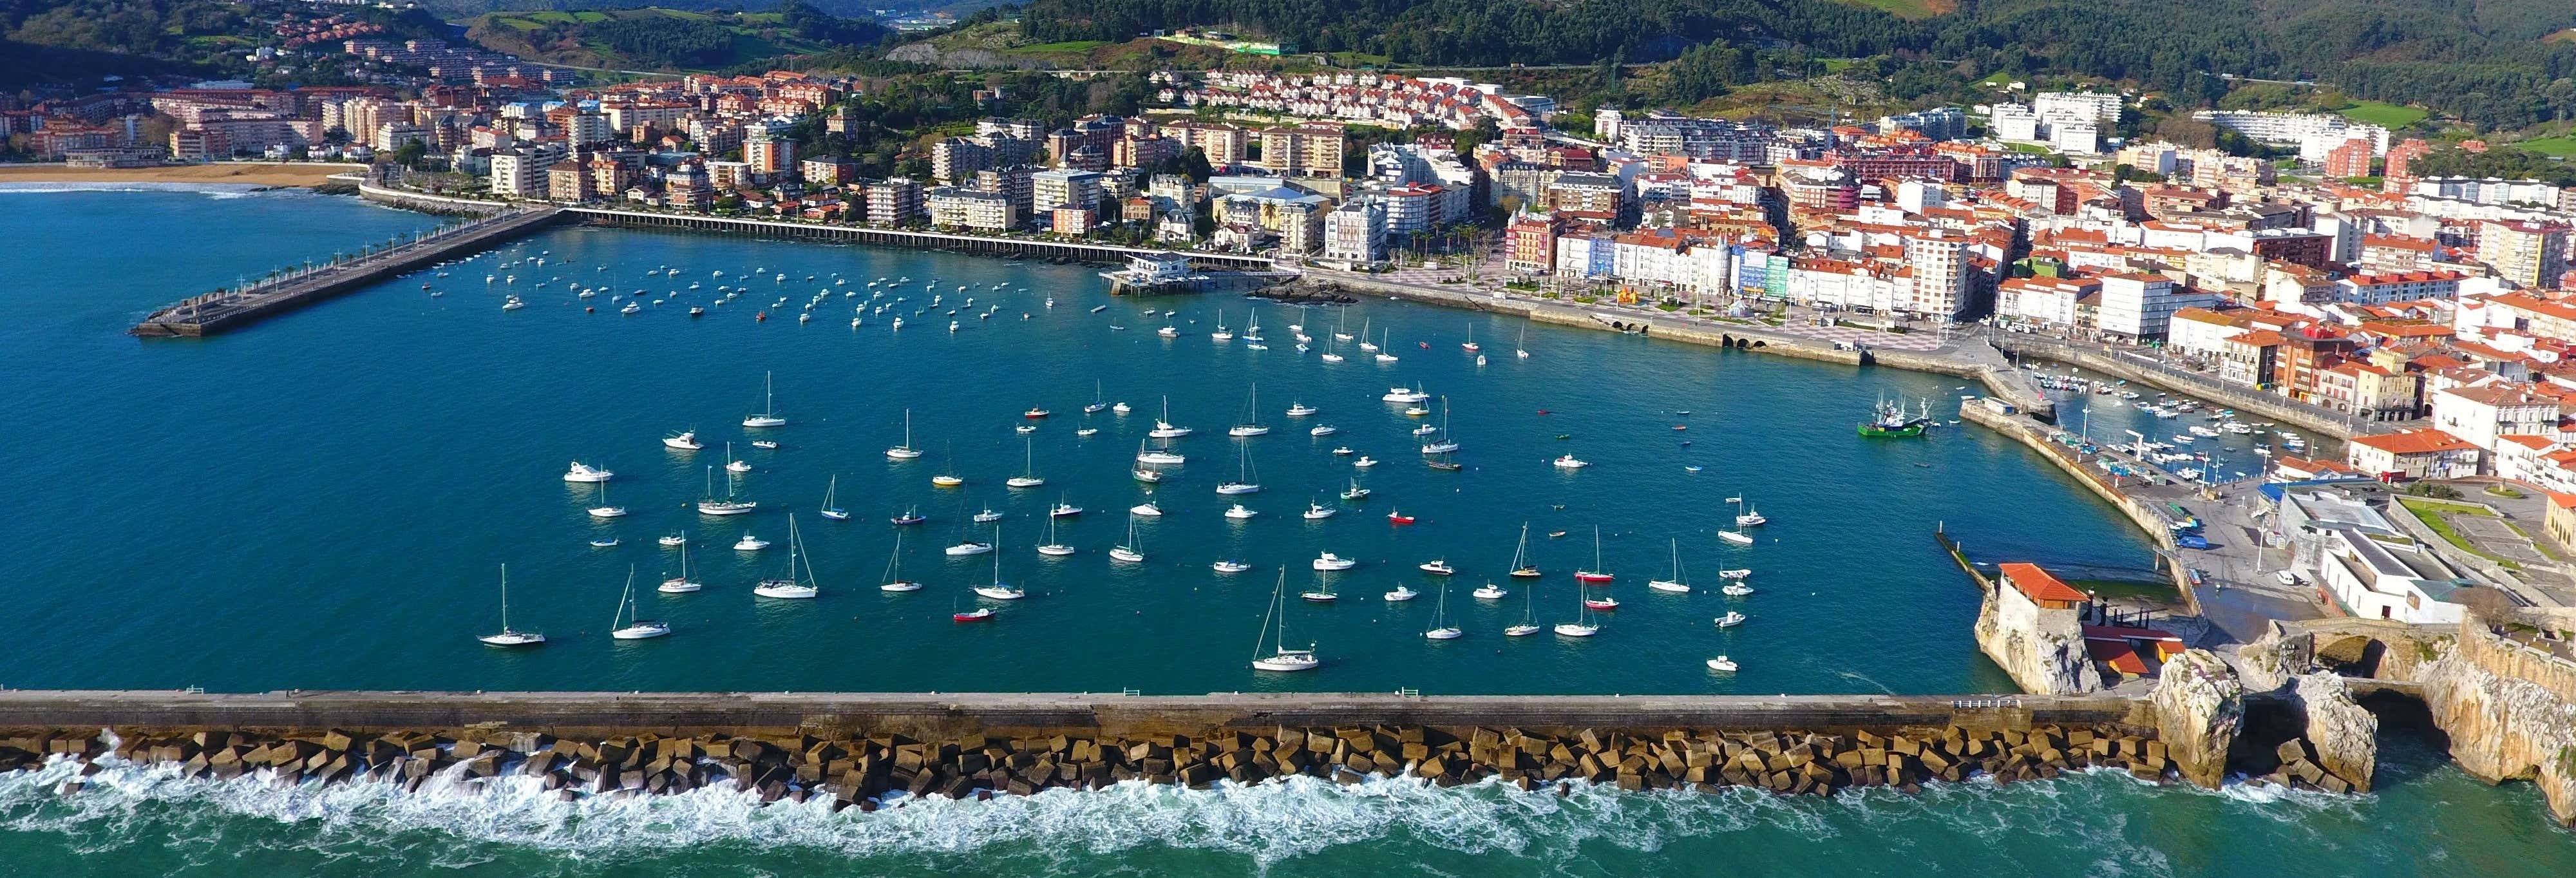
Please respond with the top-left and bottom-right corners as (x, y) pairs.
(0, 162), (355, 187)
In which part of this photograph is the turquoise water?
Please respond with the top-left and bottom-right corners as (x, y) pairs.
(0, 189), (2565, 874)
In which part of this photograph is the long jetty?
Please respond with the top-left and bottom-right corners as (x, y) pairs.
(129, 205), (566, 338)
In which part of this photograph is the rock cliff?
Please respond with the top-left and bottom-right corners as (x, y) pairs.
(1973, 576), (2103, 695)
(2416, 615), (2576, 826)
(2150, 649), (2242, 788)
(2288, 672), (2378, 792)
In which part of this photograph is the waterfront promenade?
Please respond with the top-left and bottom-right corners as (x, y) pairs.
(129, 205), (562, 337)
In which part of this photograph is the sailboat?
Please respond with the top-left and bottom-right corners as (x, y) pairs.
(1419, 396), (1460, 455)
(1006, 435), (1045, 488)
(1300, 567), (1340, 602)
(1243, 305), (1263, 342)
(659, 535), (703, 593)
(1423, 581), (1463, 639)
(586, 481), (627, 518)
(1320, 332), (1345, 363)
(1356, 318), (1376, 350)
(1037, 515), (1076, 556)
(609, 568), (670, 639)
(1251, 570), (1320, 671)
(1374, 328), (1399, 363)
(1734, 499), (1768, 528)
(1504, 578), (1542, 636)
(696, 465), (756, 515)
(1648, 538), (1691, 593)
(1461, 324), (1479, 352)
(743, 371), (786, 428)
(817, 475), (849, 520)
(1553, 582), (1601, 637)
(1110, 513), (1146, 562)
(1137, 437), (1186, 466)
(752, 514), (820, 598)
(1509, 523), (1542, 578)
(1150, 396), (1193, 439)
(1210, 309), (1232, 341)
(1515, 326), (1529, 359)
(1215, 445), (1261, 494)
(477, 564), (545, 646)
(974, 527), (1026, 600)
(1334, 310), (1354, 342)
(886, 409), (924, 460)
(878, 531), (922, 591)
(1084, 380), (1109, 414)
(1227, 383), (1270, 437)
(931, 441), (963, 486)
(1573, 526), (1614, 582)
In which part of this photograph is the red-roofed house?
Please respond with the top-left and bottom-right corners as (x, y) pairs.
(1998, 562), (2089, 610)
(2344, 428), (2483, 480)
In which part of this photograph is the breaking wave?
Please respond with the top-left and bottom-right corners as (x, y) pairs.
(0, 182), (267, 198)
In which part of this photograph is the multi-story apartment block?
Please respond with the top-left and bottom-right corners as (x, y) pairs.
(925, 187), (1019, 231)
(865, 177), (924, 225)
(2477, 220), (2569, 290)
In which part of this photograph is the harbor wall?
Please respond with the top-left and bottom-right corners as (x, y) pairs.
(1961, 403), (2179, 555)
(1, 689), (2198, 803)
(131, 204), (565, 337)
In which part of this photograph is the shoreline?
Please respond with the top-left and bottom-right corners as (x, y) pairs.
(0, 162), (354, 189)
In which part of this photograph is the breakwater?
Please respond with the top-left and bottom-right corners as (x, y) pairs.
(129, 205), (564, 337)
(2, 689), (2203, 806)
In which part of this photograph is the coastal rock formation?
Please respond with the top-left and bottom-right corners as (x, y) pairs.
(0, 720), (2211, 806)
(2150, 649), (2242, 788)
(1973, 571), (2104, 695)
(2287, 672), (2378, 792)
(2416, 611), (2576, 826)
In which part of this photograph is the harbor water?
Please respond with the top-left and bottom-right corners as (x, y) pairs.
(0, 188), (2565, 875)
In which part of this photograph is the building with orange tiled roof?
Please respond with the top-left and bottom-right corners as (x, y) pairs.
(1997, 562), (2088, 610)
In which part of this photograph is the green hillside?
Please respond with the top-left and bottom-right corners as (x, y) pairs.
(460, 2), (887, 72)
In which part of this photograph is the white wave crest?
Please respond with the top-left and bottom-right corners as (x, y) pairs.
(0, 182), (268, 198)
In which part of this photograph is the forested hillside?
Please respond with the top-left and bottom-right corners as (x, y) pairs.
(1016, 0), (2576, 129)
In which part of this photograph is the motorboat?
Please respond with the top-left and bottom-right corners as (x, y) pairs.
(589, 537), (620, 548)
(751, 440), (779, 450)
(1705, 656), (1739, 672)
(1133, 468), (1162, 482)
(1353, 456), (1378, 468)
(1553, 455), (1590, 469)
(1718, 530), (1756, 546)
(1721, 582), (1754, 596)
(1131, 502), (1162, 517)
(953, 607), (996, 622)
(1050, 502), (1082, 518)
(1419, 560), (1454, 575)
(1716, 611), (1747, 628)
(1212, 559), (1251, 573)
(734, 533), (770, 551)
(1311, 425), (1339, 437)
(1387, 511), (1416, 525)
(1285, 403), (1317, 417)
(1381, 385), (1430, 404)
(973, 508), (1004, 524)
(663, 430), (704, 451)
(1332, 447), (1354, 456)
(1584, 595), (1620, 610)
(1384, 586), (1419, 602)
(1312, 553), (1356, 571)
(1303, 502), (1337, 520)
(1225, 504), (1258, 520)
(564, 461), (614, 483)
(1340, 482), (1370, 501)
(945, 540), (995, 556)
(658, 533), (688, 547)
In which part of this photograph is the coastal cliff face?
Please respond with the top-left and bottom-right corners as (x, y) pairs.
(2150, 649), (2242, 788)
(2416, 613), (2576, 826)
(2287, 673), (2378, 792)
(1974, 577), (2104, 695)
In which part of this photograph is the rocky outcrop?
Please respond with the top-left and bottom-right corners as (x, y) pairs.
(2287, 673), (2378, 792)
(1973, 575), (2105, 695)
(2416, 613), (2576, 826)
(2151, 649), (2243, 788)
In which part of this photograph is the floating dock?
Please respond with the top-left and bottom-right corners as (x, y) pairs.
(129, 206), (565, 338)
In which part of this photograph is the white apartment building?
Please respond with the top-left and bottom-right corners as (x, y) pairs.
(1032, 169), (1104, 219)
(925, 187), (1018, 231)
(1322, 197), (1387, 267)
(2094, 272), (2215, 338)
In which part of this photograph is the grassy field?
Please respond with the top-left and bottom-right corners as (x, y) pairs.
(2396, 497), (2519, 570)
(2337, 100), (2426, 128)
(2514, 137), (2576, 158)
(465, 7), (835, 72)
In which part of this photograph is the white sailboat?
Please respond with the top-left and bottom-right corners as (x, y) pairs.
(886, 409), (924, 460)
(1504, 577), (1542, 637)
(878, 531), (922, 591)
(743, 371), (786, 428)
(1509, 522), (1542, 578)
(1553, 583), (1601, 637)
(1648, 538), (1691, 593)
(477, 564), (545, 647)
(1006, 435), (1045, 488)
(974, 527), (1026, 600)
(696, 465), (756, 515)
(1110, 513), (1146, 562)
(1420, 396), (1461, 455)
(1251, 570), (1320, 671)
(585, 480), (627, 518)
(1037, 515), (1076, 556)
(1137, 437), (1186, 466)
(1210, 309), (1231, 341)
(1084, 380), (1109, 414)
(1423, 581), (1463, 640)
(752, 514), (820, 598)
(609, 568), (670, 639)
(1215, 445), (1261, 494)
(819, 475), (849, 520)
(1356, 318), (1376, 350)
(1150, 396), (1193, 439)
(1516, 325), (1529, 359)
(1227, 383), (1270, 437)
(1374, 328), (1398, 363)
(659, 536), (703, 593)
